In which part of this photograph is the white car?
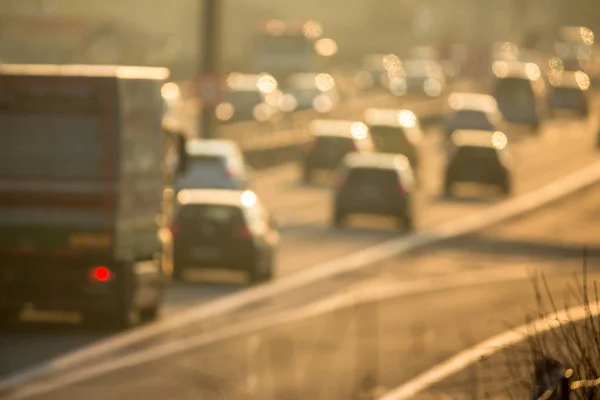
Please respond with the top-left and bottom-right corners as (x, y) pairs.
(444, 92), (505, 140)
(176, 139), (251, 191)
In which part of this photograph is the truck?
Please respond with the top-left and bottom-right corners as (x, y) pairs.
(0, 64), (188, 329)
(252, 20), (329, 84)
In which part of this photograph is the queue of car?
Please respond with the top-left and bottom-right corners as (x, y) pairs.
(172, 137), (278, 284)
(174, 30), (596, 285)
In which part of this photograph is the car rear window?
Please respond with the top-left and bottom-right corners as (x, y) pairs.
(454, 146), (500, 163)
(447, 110), (494, 131)
(495, 77), (535, 105)
(175, 156), (236, 190)
(315, 135), (353, 149)
(176, 204), (246, 231)
(550, 87), (585, 104)
(345, 167), (399, 188)
(369, 126), (410, 153)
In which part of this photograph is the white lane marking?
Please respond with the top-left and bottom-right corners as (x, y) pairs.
(4, 263), (562, 399)
(377, 304), (598, 400)
(3, 159), (600, 394)
(244, 335), (261, 395)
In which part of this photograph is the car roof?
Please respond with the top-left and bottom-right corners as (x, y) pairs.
(548, 70), (590, 90)
(186, 139), (240, 157)
(447, 92), (498, 113)
(364, 108), (418, 129)
(451, 129), (508, 149)
(227, 72), (275, 92)
(344, 152), (411, 171)
(176, 189), (258, 208)
(0, 64), (169, 80)
(492, 60), (541, 81)
(310, 119), (369, 138)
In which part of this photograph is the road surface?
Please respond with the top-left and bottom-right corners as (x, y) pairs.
(5, 140), (600, 400)
(1, 90), (599, 391)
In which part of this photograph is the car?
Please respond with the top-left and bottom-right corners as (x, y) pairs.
(214, 73), (280, 123)
(443, 130), (512, 197)
(355, 53), (404, 92)
(280, 72), (340, 113)
(363, 108), (422, 171)
(301, 119), (375, 183)
(332, 152), (415, 231)
(491, 60), (546, 131)
(389, 59), (445, 97)
(171, 189), (279, 283)
(175, 139), (250, 191)
(444, 92), (504, 140)
(547, 70), (590, 118)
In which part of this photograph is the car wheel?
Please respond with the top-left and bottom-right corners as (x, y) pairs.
(0, 309), (19, 331)
(443, 179), (453, 198)
(398, 213), (414, 232)
(249, 257), (271, 284)
(332, 208), (346, 228)
(500, 179), (512, 196)
(302, 167), (313, 184)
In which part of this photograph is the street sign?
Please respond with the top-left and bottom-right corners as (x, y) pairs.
(193, 74), (225, 107)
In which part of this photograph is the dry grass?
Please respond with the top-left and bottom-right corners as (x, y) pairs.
(478, 248), (600, 399)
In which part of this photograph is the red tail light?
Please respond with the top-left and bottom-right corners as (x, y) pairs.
(233, 227), (252, 239)
(89, 266), (112, 283)
(396, 183), (407, 196)
(169, 223), (179, 235)
(347, 141), (358, 152)
(334, 174), (347, 190)
(303, 141), (315, 153)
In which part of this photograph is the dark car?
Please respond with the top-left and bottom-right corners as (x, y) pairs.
(364, 108), (423, 171)
(332, 153), (416, 231)
(390, 59), (446, 97)
(492, 61), (546, 132)
(547, 70), (590, 118)
(171, 189), (279, 283)
(301, 119), (375, 183)
(444, 130), (512, 196)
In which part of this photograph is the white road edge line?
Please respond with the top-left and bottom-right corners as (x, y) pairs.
(2, 157), (600, 393)
(377, 303), (598, 399)
(4, 262), (559, 399)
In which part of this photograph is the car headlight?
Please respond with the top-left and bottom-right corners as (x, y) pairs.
(215, 102), (234, 121)
(280, 94), (298, 112)
(312, 94), (333, 113)
(389, 78), (407, 96)
(424, 79), (442, 97)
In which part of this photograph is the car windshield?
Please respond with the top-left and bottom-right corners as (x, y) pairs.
(175, 156), (238, 190)
(369, 125), (412, 153)
(345, 167), (398, 188)
(550, 86), (586, 105)
(447, 110), (495, 131)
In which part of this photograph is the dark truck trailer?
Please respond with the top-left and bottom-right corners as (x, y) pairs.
(0, 64), (187, 328)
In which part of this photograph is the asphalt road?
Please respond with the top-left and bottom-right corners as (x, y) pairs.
(10, 154), (600, 400)
(0, 89), (598, 385)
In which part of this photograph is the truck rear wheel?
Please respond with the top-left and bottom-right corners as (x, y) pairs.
(0, 309), (19, 330)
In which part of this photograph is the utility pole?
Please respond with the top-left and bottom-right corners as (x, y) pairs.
(198, 0), (222, 139)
